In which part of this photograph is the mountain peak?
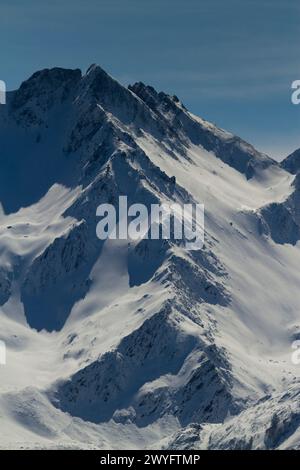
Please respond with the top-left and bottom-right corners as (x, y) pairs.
(11, 67), (82, 110)
(84, 63), (112, 81)
(28, 66), (82, 84)
(80, 63), (136, 113)
(281, 148), (300, 174)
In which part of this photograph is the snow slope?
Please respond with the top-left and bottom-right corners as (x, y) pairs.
(0, 65), (300, 449)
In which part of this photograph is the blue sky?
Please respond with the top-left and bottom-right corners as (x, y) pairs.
(0, 0), (299, 159)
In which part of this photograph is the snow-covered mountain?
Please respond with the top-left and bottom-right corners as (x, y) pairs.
(282, 148), (300, 175)
(0, 65), (300, 450)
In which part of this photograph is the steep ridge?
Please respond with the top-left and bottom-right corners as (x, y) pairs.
(281, 148), (300, 175)
(129, 81), (273, 178)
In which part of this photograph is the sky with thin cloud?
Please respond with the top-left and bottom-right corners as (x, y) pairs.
(0, 0), (299, 159)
